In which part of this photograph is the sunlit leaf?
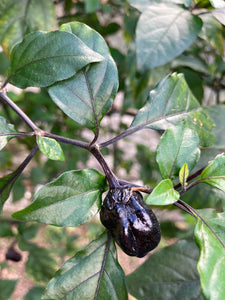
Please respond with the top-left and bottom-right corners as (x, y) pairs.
(41, 233), (128, 300)
(156, 121), (200, 178)
(209, 0), (225, 8)
(0, 116), (16, 150)
(212, 8), (225, 25)
(198, 154), (225, 192)
(36, 136), (65, 161)
(145, 179), (180, 205)
(0, 0), (56, 56)
(8, 30), (104, 88)
(135, 3), (202, 70)
(12, 169), (107, 227)
(48, 22), (118, 132)
(127, 239), (203, 300)
(128, 73), (214, 147)
(179, 163), (189, 188)
(194, 209), (225, 300)
(129, 0), (192, 12)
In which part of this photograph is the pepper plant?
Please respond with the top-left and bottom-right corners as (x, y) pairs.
(0, 0), (225, 299)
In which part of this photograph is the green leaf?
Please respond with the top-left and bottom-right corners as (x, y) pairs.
(194, 210), (225, 300)
(198, 154), (225, 192)
(12, 169), (107, 227)
(171, 54), (209, 74)
(199, 13), (224, 56)
(0, 116), (16, 150)
(179, 163), (189, 188)
(8, 30), (104, 88)
(0, 280), (17, 300)
(209, 0), (225, 8)
(0, 0), (56, 56)
(193, 105), (225, 175)
(145, 179), (180, 205)
(129, 0), (192, 11)
(84, 0), (100, 13)
(36, 136), (65, 161)
(128, 73), (214, 147)
(127, 239), (203, 300)
(135, 3), (202, 71)
(24, 287), (45, 300)
(156, 122), (200, 179)
(0, 222), (14, 237)
(48, 22), (118, 132)
(41, 233), (128, 300)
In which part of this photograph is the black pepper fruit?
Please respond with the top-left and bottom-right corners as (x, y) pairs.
(100, 188), (161, 258)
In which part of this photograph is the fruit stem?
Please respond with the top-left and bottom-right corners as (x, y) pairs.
(90, 144), (120, 188)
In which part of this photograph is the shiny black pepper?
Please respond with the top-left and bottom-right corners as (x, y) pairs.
(100, 188), (161, 258)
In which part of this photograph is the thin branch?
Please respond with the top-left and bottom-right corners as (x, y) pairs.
(40, 131), (90, 150)
(178, 199), (225, 249)
(0, 132), (35, 138)
(0, 91), (38, 131)
(90, 144), (120, 188)
(0, 143), (38, 196)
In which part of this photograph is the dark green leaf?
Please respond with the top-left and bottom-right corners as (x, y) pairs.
(8, 30), (104, 88)
(41, 233), (128, 300)
(0, 280), (17, 300)
(181, 184), (225, 211)
(0, 116), (16, 150)
(127, 239), (203, 300)
(194, 210), (225, 300)
(18, 223), (40, 240)
(156, 121), (200, 178)
(128, 73), (214, 147)
(145, 179), (179, 205)
(198, 154), (225, 192)
(48, 22), (118, 132)
(84, 0), (100, 13)
(0, 51), (10, 75)
(36, 136), (65, 161)
(135, 3), (202, 70)
(24, 287), (45, 300)
(0, 0), (56, 56)
(0, 172), (19, 214)
(199, 13), (224, 56)
(12, 169), (107, 227)
(0, 221), (14, 237)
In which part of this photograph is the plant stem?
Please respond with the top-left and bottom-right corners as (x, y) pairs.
(0, 143), (38, 196)
(90, 144), (120, 188)
(41, 131), (90, 150)
(0, 132), (35, 138)
(0, 91), (38, 131)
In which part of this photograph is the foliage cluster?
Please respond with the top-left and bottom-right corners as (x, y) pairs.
(0, 0), (225, 299)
